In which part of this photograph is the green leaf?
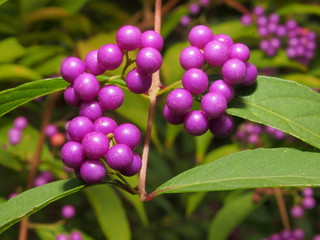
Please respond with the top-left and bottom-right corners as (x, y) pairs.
(33, 54), (65, 76)
(52, 0), (90, 13)
(0, 64), (41, 81)
(211, 20), (258, 40)
(279, 73), (320, 89)
(195, 131), (213, 163)
(165, 123), (183, 148)
(0, 0), (8, 5)
(277, 3), (320, 15)
(155, 148), (320, 194)
(0, 148), (22, 171)
(20, 0), (51, 18)
(185, 192), (206, 217)
(204, 144), (240, 164)
(24, 7), (71, 25)
(161, 6), (188, 39)
(85, 185), (131, 240)
(0, 37), (26, 63)
(0, 78), (68, 117)
(227, 76), (320, 149)
(0, 178), (85, 234)
(208, 192), (257, 240)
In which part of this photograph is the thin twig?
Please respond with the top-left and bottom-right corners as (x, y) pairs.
(223, 0), (251, 15)
(274, 188), (291, 230)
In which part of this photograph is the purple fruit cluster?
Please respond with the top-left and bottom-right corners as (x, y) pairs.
(7, 116), (28, 146)
(56, 231), (82, 240)
(290, 187), (316, 219)
(164, 25), (258, 137)
(180, 0), (210, 27)
(261, 228), (305, 240)
(241, 6), (316, 64)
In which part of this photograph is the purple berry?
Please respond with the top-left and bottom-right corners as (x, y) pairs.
(313, 235), (320, 240)
(286, 20), (297, 30)
(98, 44), (124, 70)
(199, 0), (210, 6)
(73, 73), (100, 101)
(209, 80), (234, 102)
(302, 196), (316, 209)
(269, 13), (280, 23)
(45, 124), (58, 137)
(258, 27), (269, 37)
(80, 160), (106, 184)
(180, 15), (191, 27)
(13, 116), (28, 130)
(201, 92), (227, 119)
(240, 14), (252, 26)
(67, 116), (93, 142)
(60, 57), (85, 84)
(136, 47), (162, 74)
(183, 110), (209, 136)
(290, 205), (304, 218)
(247, 134), (259, 145)
(229, 43), (250, 62)
(179, 46), (204, 70)
(79, 100), (103, 122)
(61, 205), (75, 219)
(113, 123), (141, 150)
(188, 3), (201, 15)
(61, 141), (85, 168)
(64, 86), (81, 107)
(182, 68), (208, 94)
(34, 176), (48, 187)
(209, 114), (234, 137)
(188, 25), (214, 49)
(253, 6), (264, 16)
(82, 131), (110, 159)
(105, 144), (134, 171)
(221, 58), (247, 85)
(302, 187), (314, 197)
(93, 117), (118, 135)
(276, 25), (287, 37)
(84, 50), (105, 75)
(257, 16), (268, 27)
(163, 105), (186, 125)
(8, 192), (18, 199)
(56, 233), (69, 240)
(204, 40), (230, 67)
(281, 229), (292, 239)
(141, 30), (163, 51)
(241, 62), (258, 86)
(8, 128), (22, 146)
(125, 69), (152, 94)
(70, 231), (82, 240)
(116, 25), (142, 51)
(213, 34), (234, 47)
(120, 153), (142, 176)
(292, 228), (304, 240)
(166, 88), (193, 114)
(98, 84), (124, 110)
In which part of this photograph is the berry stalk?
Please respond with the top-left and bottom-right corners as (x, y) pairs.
(274, 188), (291, 230)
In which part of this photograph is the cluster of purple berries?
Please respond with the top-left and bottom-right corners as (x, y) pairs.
(261, 228), (305, 240)
(45, 123), (66, 147)
(180, 0), (210, 27)
(241, 6), (316, 64)
(290, 187), (316, 219)
(7, 116), (28, 146)
(56, 231), (82, 240)
(34, 171), (54, 187)
(164, 25), (258, 137)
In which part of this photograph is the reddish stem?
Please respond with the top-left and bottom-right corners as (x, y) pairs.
(274, 188), (291, 230)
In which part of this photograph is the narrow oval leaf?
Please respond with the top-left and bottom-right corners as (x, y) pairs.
(195, 131), (214, 163)
(0, 37), (26, 63)
(277, 3), (320, 15)
(155, 148), (320, 194)
(85, 185), (131, 240)
(228, 76), (320, 149)
(279, 73), (320, 89)
(0, 178), (85, 234)
(0, 64), (41, 81)
(0, 148), (22, 171)
(211, 21), (258, 40)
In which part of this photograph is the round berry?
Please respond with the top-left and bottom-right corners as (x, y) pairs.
(56, 233), (69, 240)
(61, 205), (75, 219)
(34, 175), (49, 187)
(113, 123), (141, 150)
(116, 25), (141, 51)
(141, 30), (163, 51)
(182, 68), (208, 94)
(98, 84), (124, 110)
(209, 80), (234, 102)
(84, 50), (105, 75)
(82, 131), (110, 159)
(163, 105), (186, 125)
(45, 124), (58, 137)
(302, 196), (316, 209)
(188, 3), (201, 15)
(229, 43), (250, 62)
(93, 117), (118, 135)
(221, 58), (247, 85)
(213, 34), (234, 47)
(67, 116), (93, 142)
(240, 14), (252, 26)
(105, 144), (134, 171)
(180, 16), (191, 27)
(204, 40), (230, 67)
(64, 86), (81, 107)
(13, 116), (28, 130)
(188, 25), (214, 49)
(290, 205), (304, 218)
(79, 100), (103, 121)
(125, 69), (152, 94)
(209, 114), (234, 137)
(80, 160), (106, 184)
(70, 231), (82, 240)
(120, 153), (142, 176)
(8, 128), (22, 146)
(73, 73), (100, 101)
(183, 110), (209, 136)
(242, 62), (258, 86)
(292, 228), (305, 240)
(253, 6), (264, 16)
(201, 92), (227, 119)
(98, 44), (124, 70)
(50, 132), (65, 147)
(60, 57), (85, 84)
(166, 88), (193, 115)
(61, 141), (85, 168)
(136, 47), (162, 74)
(302, 187), (314, 197)
(179, 46), (204, 70)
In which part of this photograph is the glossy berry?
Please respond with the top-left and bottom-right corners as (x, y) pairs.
(55, 233), (69, 240)
(84, 50), (105, 75)
(93, 117), (118, 135)
(13, 116), (28, 130)
(50, 132), (65, 147)
(163, 105), (186, 125)
(82, 131), (110, 159)
(209, 80), (234, 102)
(113, 123), (141, 150)
(80, 160), (106, 184)
(98, 44), (124, 70)
(229, 43), (250, 62)
(302, 196), (316, 209)
(64, 86), (81, 107)
(183, 110), (209, 136)
(182, 68), (208, 94)
(61, 141), (85, 168)
(70, 231), (82, 240)
(136, 47), (162, 74)
(201, 92), (227, 119)
(125, 69), (152, 94)
(290, 205), (304, 218)
(120, 153), (142, 176)
(242, 62), (258, 86)
(45, 124), (58, 137)
(209, 114), (234, 137)
(99, 84), (124, 110)
(213, 34), (234, 47)
(60, 57), (85, 84)
(221, 59), (247, 85)
(8, 128), (22, 146)
(188, 25), (214, 49)
(166, 88), (193, 114)
(116, 25), (141, 51)
(179, 46), (204, 70)
(73, 73), (100, 101)
(141, 30), (163, 51)
(67, 116), (93, 142)
(203, 40), (230, 66)
(105, 144), (134, 171)
(79, 100), (103, 121)
(61, 205), (75, 219)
